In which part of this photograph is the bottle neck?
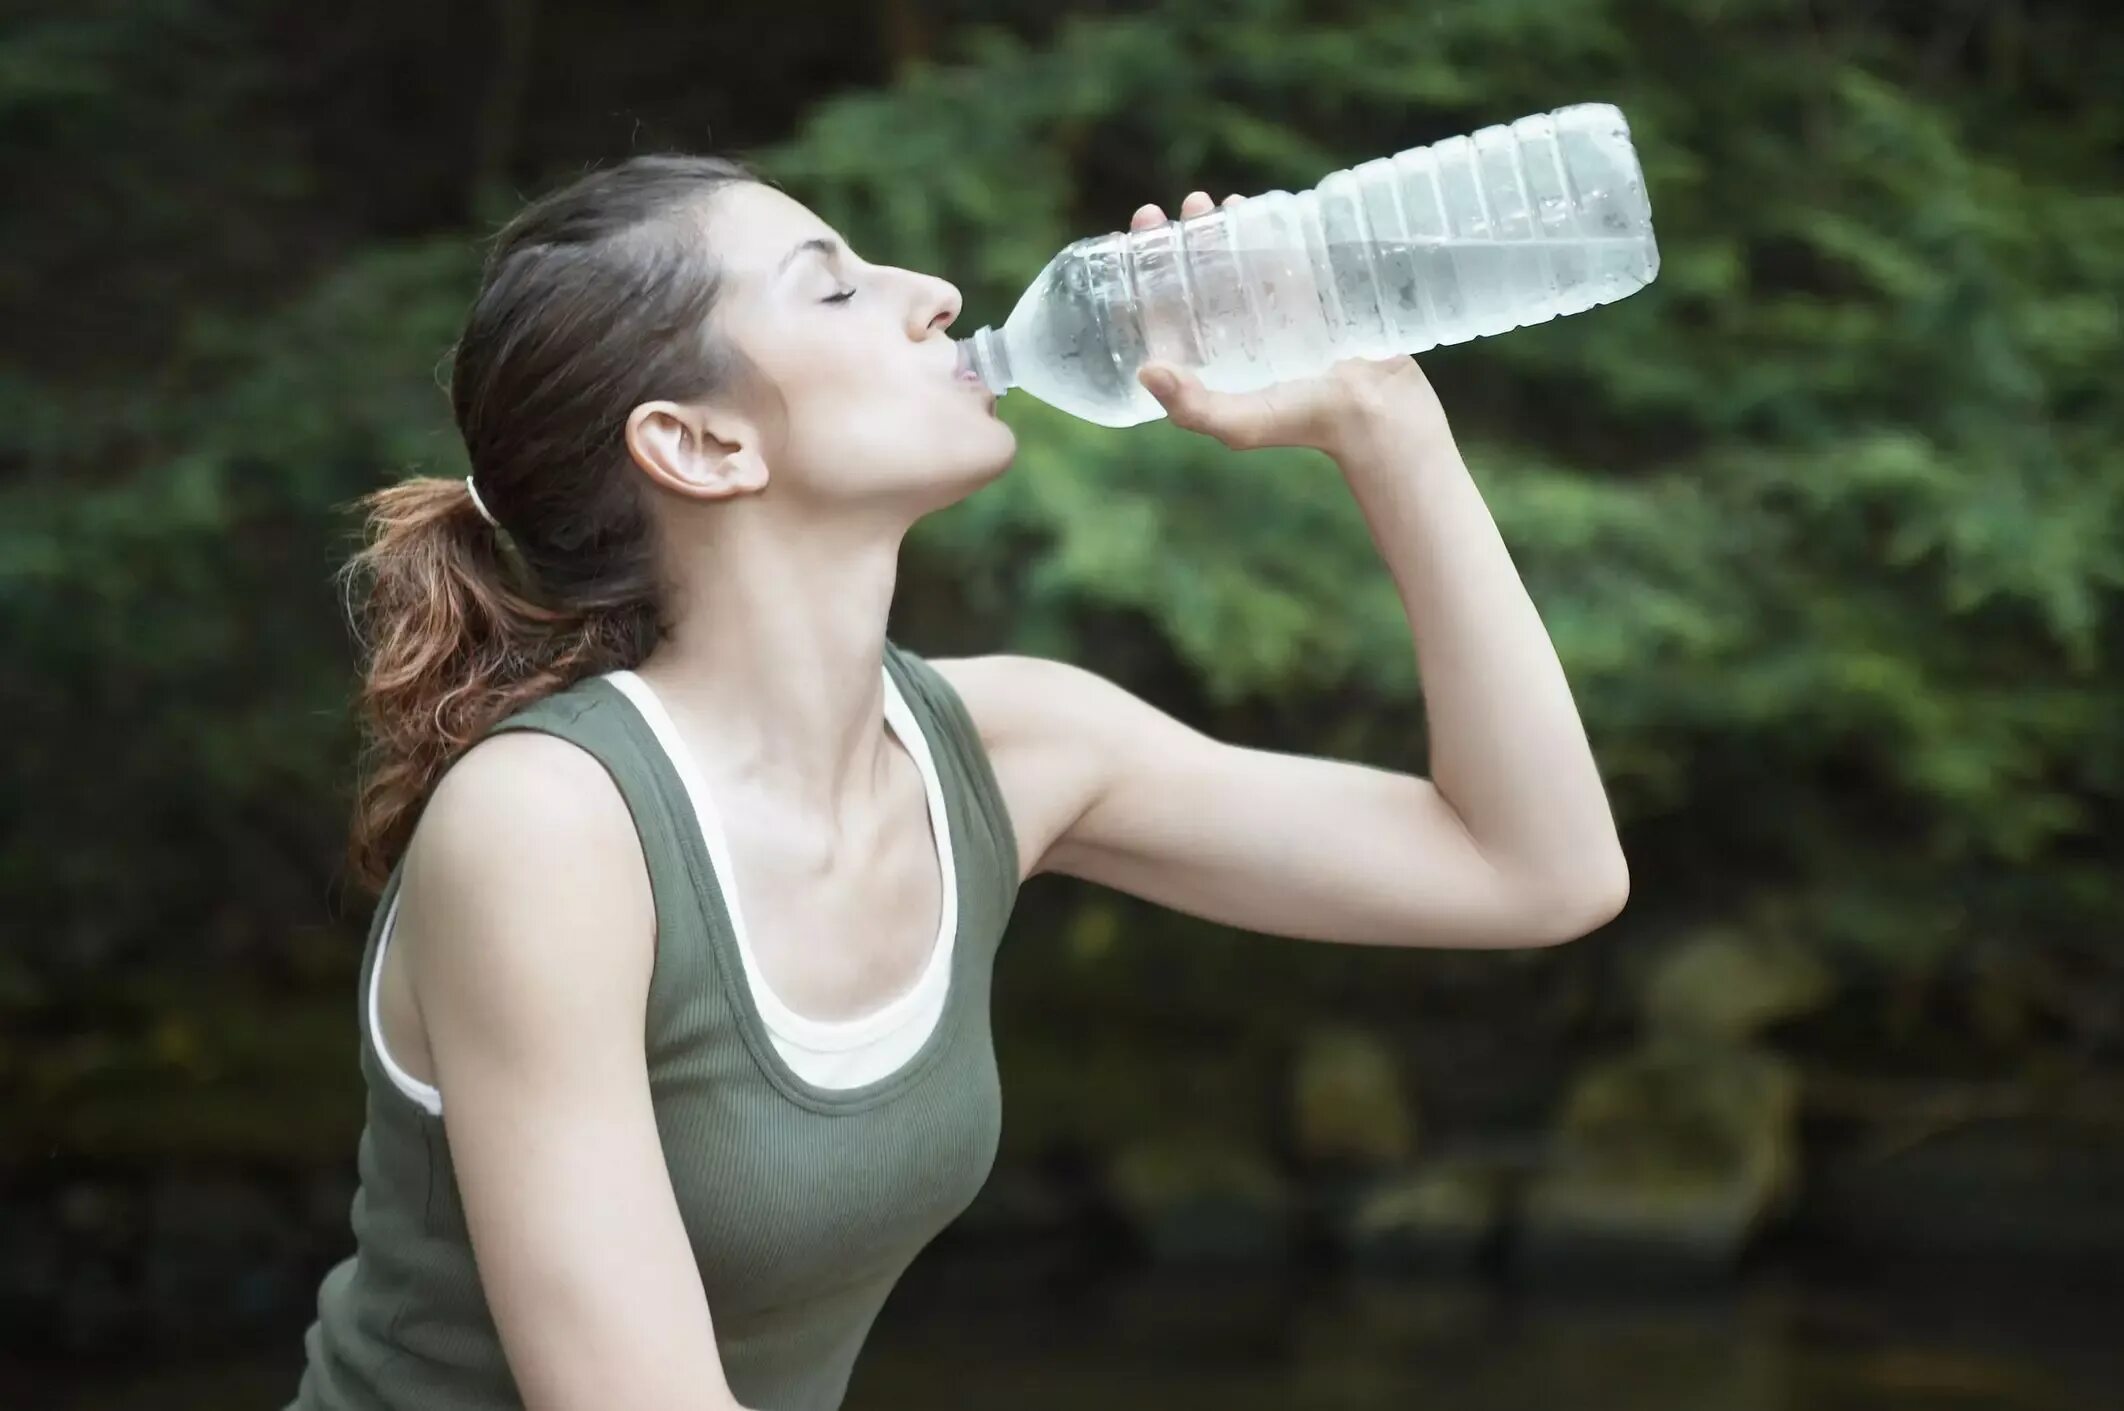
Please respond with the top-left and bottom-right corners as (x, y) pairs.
(969, 325), (1015, 395)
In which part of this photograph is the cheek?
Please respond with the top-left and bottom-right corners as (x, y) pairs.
(761, 328), (996, 481)
(820, 342), (950, 417)
(779, 371), (959, 475)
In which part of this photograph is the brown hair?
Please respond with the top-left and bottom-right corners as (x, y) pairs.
(341, 154), (768, 892)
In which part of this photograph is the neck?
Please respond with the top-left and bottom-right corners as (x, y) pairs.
(640, 497), (904, 810)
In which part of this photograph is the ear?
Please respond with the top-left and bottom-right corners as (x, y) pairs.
(624, 400), (769, 502)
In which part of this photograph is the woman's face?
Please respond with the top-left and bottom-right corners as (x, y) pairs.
(700, 183), (1016, 513)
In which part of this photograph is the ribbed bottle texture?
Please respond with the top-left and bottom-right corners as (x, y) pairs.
(963, 102), (1658, 427)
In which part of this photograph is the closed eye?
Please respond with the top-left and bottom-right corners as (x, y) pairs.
(822, 287), (856, 304)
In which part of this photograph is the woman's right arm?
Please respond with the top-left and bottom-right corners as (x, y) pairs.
(396, 731), (749, 1411)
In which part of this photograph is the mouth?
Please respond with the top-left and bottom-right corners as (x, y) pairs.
(951, 342), (995, 401)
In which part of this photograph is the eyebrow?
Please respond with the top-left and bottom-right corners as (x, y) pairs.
(777, 236), (845, 276)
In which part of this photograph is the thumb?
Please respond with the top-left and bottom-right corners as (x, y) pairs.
(1138, 362), (1182, 401)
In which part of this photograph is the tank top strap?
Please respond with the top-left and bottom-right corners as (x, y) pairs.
(480, 677), (725, 1035)
(882, 640), (1022, 934)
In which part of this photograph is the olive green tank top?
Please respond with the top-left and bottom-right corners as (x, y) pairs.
(290, 642), (1020, 1411)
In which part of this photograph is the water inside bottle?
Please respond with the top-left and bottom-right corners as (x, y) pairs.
(990, 229), (1656, 427)
(1183, 232), (1658, 366)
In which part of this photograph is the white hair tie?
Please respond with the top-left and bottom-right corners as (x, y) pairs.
(463, 476), (502, 530)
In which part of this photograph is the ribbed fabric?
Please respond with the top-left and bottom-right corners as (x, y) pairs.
(603, 665), (958, 1089)
(289, 641), (1021, 1411)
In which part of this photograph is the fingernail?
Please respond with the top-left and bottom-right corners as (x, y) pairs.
(1142, 366), (1176, 397)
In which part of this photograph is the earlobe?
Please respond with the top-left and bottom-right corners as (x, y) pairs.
(720, 445), (771, 496)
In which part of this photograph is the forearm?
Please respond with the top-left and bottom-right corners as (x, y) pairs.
(1330, 406), (1626, 914)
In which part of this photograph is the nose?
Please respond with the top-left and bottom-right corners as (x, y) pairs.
(917, 273), (961, 338)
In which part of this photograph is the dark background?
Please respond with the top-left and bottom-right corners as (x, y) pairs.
(3, 1), (2120, 1406)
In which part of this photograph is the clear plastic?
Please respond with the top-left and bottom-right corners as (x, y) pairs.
(959, 102), (1658, 428)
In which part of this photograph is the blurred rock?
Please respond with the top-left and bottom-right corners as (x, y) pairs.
(1337, 1157), (1508, 1273)
(1289, 1025), (1416, 1171)
(994, 1030), (1273, 1159)
(1642, 930), (1833, 1042)
(1103, 1136), (1295, 1264)
(1794, 1115), (2124, 1261)
(1518, 1041), (1799, 1281)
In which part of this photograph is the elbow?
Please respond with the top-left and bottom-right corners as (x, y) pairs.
(1522, 850), (1629, 947)
(1586, 854), (1631, 931)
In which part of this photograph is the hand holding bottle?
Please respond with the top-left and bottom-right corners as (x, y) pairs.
(1131, 191), (1448, 460)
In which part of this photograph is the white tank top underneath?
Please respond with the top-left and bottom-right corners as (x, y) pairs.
(603, 667), (956, 1088)
(367, 665), (955, 1117)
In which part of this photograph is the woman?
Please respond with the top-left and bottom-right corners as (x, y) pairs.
(290, 154), (1627, 1411)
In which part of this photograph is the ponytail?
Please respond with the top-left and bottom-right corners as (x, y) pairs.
(340, 153), (762, 891)
(339, 476), (649, 893)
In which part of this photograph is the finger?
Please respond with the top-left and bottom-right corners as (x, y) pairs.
(1138, 363), (1275, 450)
(1179, 190), (1215, 219)
(1224, 193), (1246, 206)
(1130, 203), (1192, 363)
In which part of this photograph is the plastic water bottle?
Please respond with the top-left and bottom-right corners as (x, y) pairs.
(956, 102), (1658, 428)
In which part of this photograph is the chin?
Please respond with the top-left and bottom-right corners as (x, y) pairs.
(920, 431), (1016, 510)
(973, 423), (1018, 483)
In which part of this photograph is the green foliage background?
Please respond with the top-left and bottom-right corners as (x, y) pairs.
(3, 0), (2119, 1166)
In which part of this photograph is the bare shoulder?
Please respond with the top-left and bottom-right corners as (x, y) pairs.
(926, 654), (1203, 876)
(422, 728), (629, 838)
(928, 653), (1174, 751)
(414, 730), (642, 892)
(398, 728), (655, 1025)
